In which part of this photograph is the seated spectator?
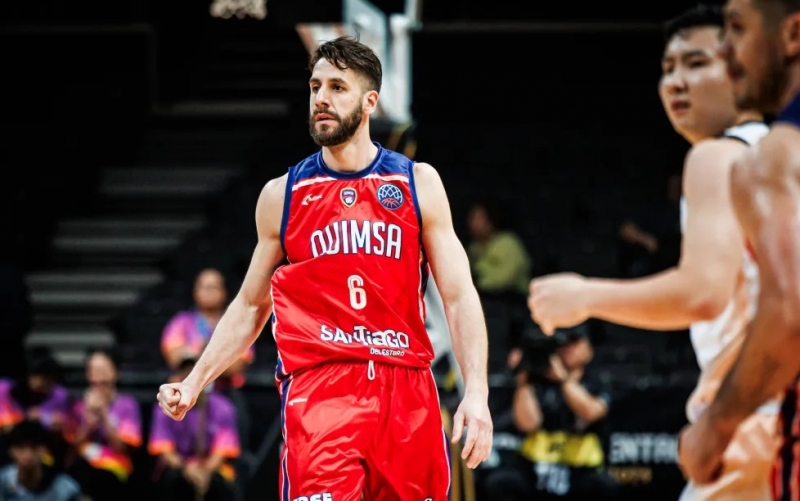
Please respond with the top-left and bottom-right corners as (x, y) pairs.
(0, 420), (82, 501)
(466, 198), (531, 299)
(484, 326), (618, 500)
(161, 269), (252, 449)
(68, 348), (141, 500)
(161, 268), (253, 390)
(148, 358), (239, 501)
(617, 173), (681, 278)
(0, 351), (71, 468)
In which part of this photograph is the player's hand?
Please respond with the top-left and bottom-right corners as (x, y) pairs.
(451, 389), (493, 469)
(157, 382), (199, 421)
(677, 413), (733, 485)
(529, 273), (590, 335)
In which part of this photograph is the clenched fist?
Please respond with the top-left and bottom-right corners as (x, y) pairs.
(528, 273), (591, 335)
(157, 382), (199, 421)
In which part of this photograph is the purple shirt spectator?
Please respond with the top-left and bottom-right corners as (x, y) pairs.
(72, 394), (141, 480)
(0, 379), (71, 433)
(148, 392), (240, 481)
(161, 311), (254, 390)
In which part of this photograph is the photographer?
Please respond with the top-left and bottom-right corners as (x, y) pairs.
(486, 325), (618, 500)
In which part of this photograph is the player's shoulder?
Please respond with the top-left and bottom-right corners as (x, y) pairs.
(761, 124), (800, 159)
(411, 162), (440, 184)
(743, 125), (800, 178)
(688, 136), (749, 163)
(254, 174), (289, 226)
(262, 173), (289, 197)
(682, 138), (748, 200)
(684, 137), (748, 177)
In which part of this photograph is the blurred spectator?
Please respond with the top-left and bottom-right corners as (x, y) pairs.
(617, 174), (682, 278)
(484, 327), (617, 500)
(68, 348), (141, 500)
(161, 268), (254, 387)
(467, 199), (532, 299)
(0, 351), (71, 468)
(0, 420), (82, 501)
(161, 268), (252, 448)
(0, 261), (31, 381)
(148, 359), (239, 501)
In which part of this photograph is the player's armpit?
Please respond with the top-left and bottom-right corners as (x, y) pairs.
(675, 138), (749, 316)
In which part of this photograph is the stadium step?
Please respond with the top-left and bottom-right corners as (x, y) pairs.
(96, 164), (241, 214)
(99, 166), (239, 198)
(25, 324), (117, 369)
(50, 217), (202, 266)
(26, 267), (164, 294)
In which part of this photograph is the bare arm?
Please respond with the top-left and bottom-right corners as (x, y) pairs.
(580, 139), (746, 330)
(203, 453), (225, 473)
(184, 176), (287, 391)
(512, 382), (542, 433)
(620, 221), (658, 251)
(706, 127), (800, 434)
(561, 379), (607, 425)
(161, 451), (184, 469)
(415, 163), (489, 396)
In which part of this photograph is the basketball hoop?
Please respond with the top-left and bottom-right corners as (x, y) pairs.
(209, 0), (267, 20)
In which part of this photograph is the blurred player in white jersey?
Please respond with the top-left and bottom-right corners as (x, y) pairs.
(528, 5), (779, 500)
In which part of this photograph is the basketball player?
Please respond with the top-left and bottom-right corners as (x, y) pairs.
(155, 36), (493, 501)
(676, 0), (800, 497)
(528, 5), (779, 499)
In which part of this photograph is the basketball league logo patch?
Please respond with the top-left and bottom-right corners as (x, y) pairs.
(340, 187), (357, 207)
(377, 183), (403, 210)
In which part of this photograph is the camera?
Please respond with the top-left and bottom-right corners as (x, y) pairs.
(513, 322), (589, 384)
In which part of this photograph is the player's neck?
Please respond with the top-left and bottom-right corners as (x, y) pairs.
(684, 111), (763, 145)
(321, 129), (378, 173)
(732, 111), (763, 126)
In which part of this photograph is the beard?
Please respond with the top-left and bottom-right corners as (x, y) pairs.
(308, 104), (363, 147)
(735, 42), (792, 114)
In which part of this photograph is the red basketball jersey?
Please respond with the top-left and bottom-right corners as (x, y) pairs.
(271, 144), (433, 378)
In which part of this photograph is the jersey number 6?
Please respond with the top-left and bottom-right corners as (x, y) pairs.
(348, 275), (367, 310)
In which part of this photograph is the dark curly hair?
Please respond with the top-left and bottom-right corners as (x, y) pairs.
(308, 35), (382, 93)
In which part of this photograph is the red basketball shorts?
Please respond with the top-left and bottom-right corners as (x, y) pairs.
(277, 361), (451, 501)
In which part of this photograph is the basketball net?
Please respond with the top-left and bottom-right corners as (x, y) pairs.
(209, 0), (267, 20)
